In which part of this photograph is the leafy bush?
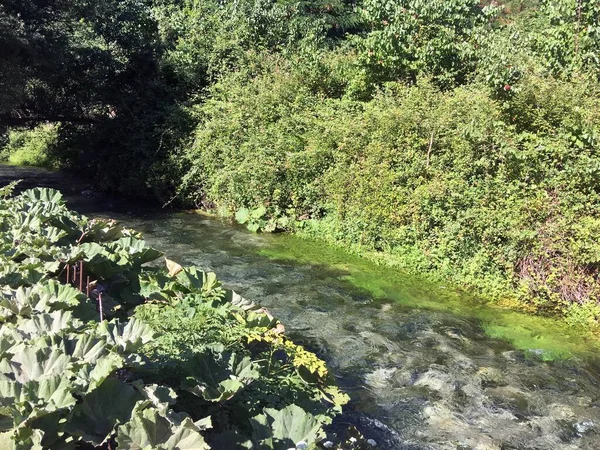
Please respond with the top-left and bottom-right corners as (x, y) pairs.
(352, 0), (495, 89)
(180, 70), (600, 323)
(0, 184), (349, 449)
(1, 124), (59, 168)
(5, 0), (600, 330)
(534, 0), (600, 76)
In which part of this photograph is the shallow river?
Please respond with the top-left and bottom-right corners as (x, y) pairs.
(3, 165), (600, 449)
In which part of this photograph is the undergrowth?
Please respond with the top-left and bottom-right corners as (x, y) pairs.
(0, 182), (361, 449)
(180, 72), (600, 328)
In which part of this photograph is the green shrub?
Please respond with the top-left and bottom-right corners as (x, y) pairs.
(181, 69), (600, 323)
(351, 0), (494, 89)
(0, 185), (349, 449)
(1, 124), (59, 168)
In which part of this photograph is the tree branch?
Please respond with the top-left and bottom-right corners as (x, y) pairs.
(426, 130), (435, 168)
(0, 114), (101, 127)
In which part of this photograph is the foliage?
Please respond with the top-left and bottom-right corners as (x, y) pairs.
(0, 185), (349, 449)
(236, 206), (291, 232)
(534, 0), (600, 76)
(3, 0), (600, 327)
(181, 69), (600, 322)
(152, 0), (355, 90)
(1, 0), (353, 200)
(352, 0), (495, 89)
(0, 0), (191, 200)
(0, 0), (158, 126)
(0, 124), (59, 168)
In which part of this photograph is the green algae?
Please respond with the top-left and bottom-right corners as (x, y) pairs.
(258, 233), (600, 361)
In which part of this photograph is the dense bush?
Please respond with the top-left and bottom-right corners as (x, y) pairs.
(0, 184), (349, 449)
(352, 0), (494, 89)
(0, 124), (59, 167)
(3, 0), (600, 326)
(180, 68), (600, 322)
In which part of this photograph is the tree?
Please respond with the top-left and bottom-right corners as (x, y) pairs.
(352, 0), (493, 89)
(0, 0), (158, 128)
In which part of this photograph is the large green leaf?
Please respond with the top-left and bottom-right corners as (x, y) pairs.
(19, 311), (81, 338)
(0, 334), (16, 359)
(138, 273), (175, 301)
(107, 237), (163, 266)
(176, 268), (220, 294)
(77, 242), (105, 261)
(136, 384), (177, 414)
(21, 189), (63, 205)
(65, 378), (142, 445)
(242, 311), (277, 329)
(0, 378), (20, 409)
(78, 243), (121, 279)
(252, 404), (326, 449)
(0, 375), (76, 441)
(12, 211), (41, 233)
(39, 226), (67, 244)
(29, 376), (77, 410)
(82, 218), (124, 243)
(28, 410), (78, 450)
(116, 403), (209, 450)
(63, 333), (107, 363)
(251, 206), (267, 220)
(0, 288), (37, 319)
(181, 346), (260, 402)
(116, 405), (174, 450)
(9, 347), (71, 383)
(235, 208), (250, 225)
(163, 417), (210, 450)
(97, 318), (156, 353)
(35, 281), (89, 314)
(85, 352), (125, 392)
(224, 290), (257, 311)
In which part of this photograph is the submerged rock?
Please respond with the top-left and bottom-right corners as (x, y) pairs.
(574, 420), (595, 436)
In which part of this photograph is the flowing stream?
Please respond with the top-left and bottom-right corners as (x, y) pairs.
(3, 165), (600, 449)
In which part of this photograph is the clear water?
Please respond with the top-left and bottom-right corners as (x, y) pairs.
(4, 165), (600, 449)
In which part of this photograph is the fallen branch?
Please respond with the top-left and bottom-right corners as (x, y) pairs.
(426, 130), (435, 168)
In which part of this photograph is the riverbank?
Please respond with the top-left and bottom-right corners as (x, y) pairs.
(261, 226), (600, 361)
(4, 162), (599, 352)
(195, 204), (600, 338)
(0, 183), (353, 449)
(178, 74), (600, 335)
(4, 165), (600, 449)
(181, 210), (600, 362)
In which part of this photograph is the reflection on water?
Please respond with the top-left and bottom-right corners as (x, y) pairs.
(3, 165), (600, 449)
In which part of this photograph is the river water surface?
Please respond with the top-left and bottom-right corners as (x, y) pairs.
(3, 165), (600, 450)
